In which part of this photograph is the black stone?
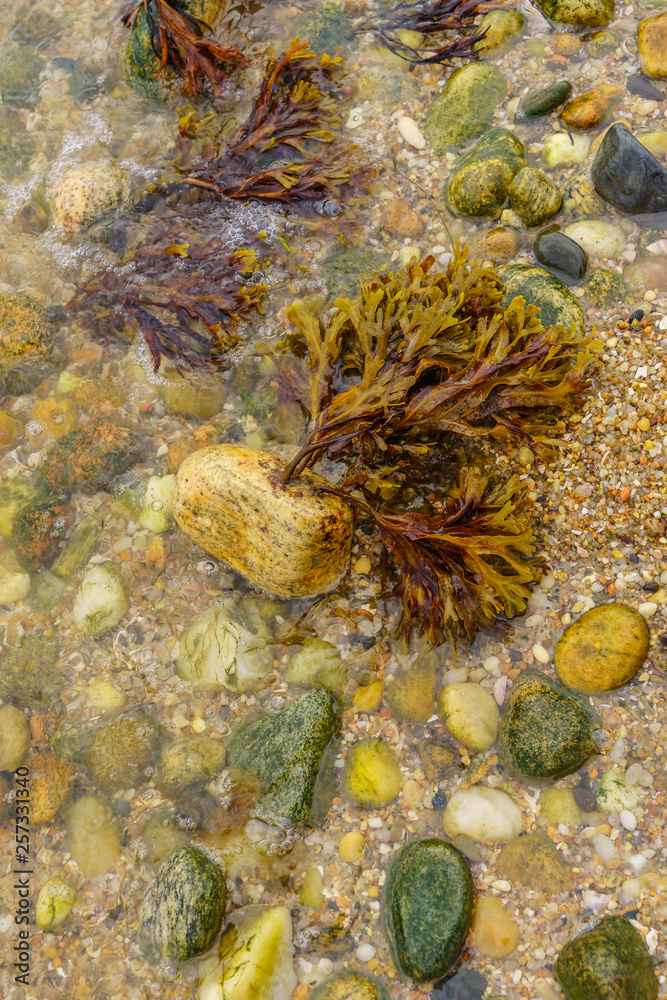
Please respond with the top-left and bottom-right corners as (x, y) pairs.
(432, 968), (488, 999)
(534, 228), (588, 283)
(514, 80), (572, 122)
(591, 123), (667, 216)
(432, 789), (448, 810)
(626, 75), (665, 101)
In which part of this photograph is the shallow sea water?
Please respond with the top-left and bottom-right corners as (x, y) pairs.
(1, 0), (667, 998)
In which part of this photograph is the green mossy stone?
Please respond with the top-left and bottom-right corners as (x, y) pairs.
(227, 689), (339, 825)
(82, 712), (164, 793)
(508, 167), (562, 227)
(321, 247), (393, 297)
(532, 0), (615, 27)
(554, 602), (650, 694)
(556, 916), (658, 1000)
(514, 80), (572, 122)
(157, 734), (226, 797)
(40, 423), (145, 495)
(355, 64), (418, 104)
(294, 2), (354, 52)
(0, 635), (62, 708)
(52, 514), (103, 578)
(138, 846), (227, 963)
(500, 265), (586, 334)
(425, 62), (508, 153)
(473, 10), (525, 53)
(496, 832), (573, 893)
(12, 495), (73, 571)
(0, 110), (35, 179)
(381, 837), (474, 982)
(28, 570), (70, 612)
(286, 637), (348, 693)
(498, 670), (601, 781)
(584, 27), (623, 57)
(447, 128), (524, 218)
(140, 810), (191, 865)
(0, 475), (49, 539)
(309, 971), (391, 1000)
(583, 269), (629, 308)
(0, 292), (62, 397)
(0, 45), (44, 106)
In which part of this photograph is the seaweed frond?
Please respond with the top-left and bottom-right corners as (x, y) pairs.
(122, 0), (250, 96)
(182, 38), (375, 206)
(70, 236), (268, 373)
(318, 453), (543, 644)
(282, 247), (596, 479)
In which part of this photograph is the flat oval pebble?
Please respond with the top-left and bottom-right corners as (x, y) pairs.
(396, 115), (425, 149)
(443, 786), (523, 843)
(381, 837), (474, 981)
(556, 915), (658, 999)
(554, 602), (650, 693)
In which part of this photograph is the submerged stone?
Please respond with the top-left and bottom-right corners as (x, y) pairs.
(554, 602), (650, 694)
(387, 663), (436, 722)
(533, 229), (588, 282)
(50, 160), (129, 236)
(584, 27), (622, 58)
(532, 0), (614, 27)
(542, 132), (590, 169)
(0, 292), (63, 397)
(447, 129), (524, 218)
(227, 689), (339, 825)
(560, 86), (622, 130)
(591, 123), (667, 215)
(82, 711), (163, 793)
(583, 268), (628, 307)
(508, 167), (562, 227)
(342, 737), (402, 807)
(497, 832), (573, 893)
(638, 11), (667, 79)
(381, 837), (474, 981)
(0, 109), (35, 179)
(40, 422), (144, 494)
(443, 786), (523, 843)
(0, 635), (62, 708)
(498, 671), (601, 781)
(30, 750), (75, 826)
(309, 971), (390, 1000)
(35, 877), (76, 931)
(564, 220), (626, 259)
(72, 562), (129, 636)
(425, 62), (507, 153)
(176, 601), (274, 693)
(157, 734), (226, 797)
(473, 10), (524, 53)
(65, 796), (123, 878)
(515, 80), (572, 122)
(500, 265), (586, 334)
(0, 45), (44, 105)
(12, 496), (74, 571)
(294, 2), (354, 52)
(555, 916), (658, 999)
(321, 247), (393, 296)
(561, 171), (605, 222)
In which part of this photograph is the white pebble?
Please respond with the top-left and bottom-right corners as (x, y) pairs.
(638, 602), (658, 618)
(356, 944), (376, 962)
(396, 115), (426, 149)
(620, 810), (637, 831)
(318, 958), (334, 976)
(345, 108), (364, 129)
(592, 833), (616, 862)
(532, 643), (550, 664)
(491, 879), (511, 891)
(483, 655), (500, 672)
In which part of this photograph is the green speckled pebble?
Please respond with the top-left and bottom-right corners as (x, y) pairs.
(309, 971), (391, 1000)
(498, 670), (601, 781)
(515, 80), (572, 122)
(509, 167), (562, 227)
(447, 129), (524, 218)
(500, 265), (586, 334)
(532, 0), (614, 28)
(556, 915), (658, 999)
(425, 62), (507, 153)
(381, 837), (474, 982)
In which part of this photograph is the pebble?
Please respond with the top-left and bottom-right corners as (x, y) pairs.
(564, 221), (626, 259)
(396, 116), (426, 149)
(638, 601), (658, 618)
(356, 943), (375, 962)
(443, 786), (523, 843)
(620, 809), (638, 831)
(592, 832), (616, 862)
(531, 643), (550, 664)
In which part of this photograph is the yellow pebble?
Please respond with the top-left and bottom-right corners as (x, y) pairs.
(338, 830), (366, 862)
(354, 556), (372, 575)
(637, 417), (651, 432)
(352, 680), (383, 714)
(299, 867), (325, 907)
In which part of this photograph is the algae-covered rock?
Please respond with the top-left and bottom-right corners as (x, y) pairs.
(176, 601), (274, 693)
(515, 80), (572, 123)
(309, 971), (390, 1000)
(508, 167), (562, 228)
(556, 916), (658, 1000)
(82, 711), (163, 792)
(595, 767), (641, 813)
(447, 128), (524, 218)
(585, 27), (622, 58)
(496, 832), (573, 893)
(473, 10), (524, 53)
(342, 737), (402, 808)
(28, 570), (70, 612)
(0, 705), (29, 771)
(294, 2), (353, 52)
(41, 422), (144, 494)
(227, 689), (339, 825)
(583, 269), (628, 307)
(418, 739), (457, 782)
(52, 514), (103, 578)
(35, 877), (76, 931)
(197, 905), (296, 1000)
(425, 62), (507, 153)
(500, 265), (586, 335)
(0, 45), (44, 105)
(65, 795), (123, 877)
(140, 810), (191, 865)
(286, 637), (348, 693)
(321, 247), (393, 297)
(554, 602), (650, 694)
(72, 562), (129, 636)
(138, 846), (227, 963)
(12, 496), (74, 571)
(381, 837), (474, 982)
(0, 635), (63, 708)
(173, 445), (353, 601)
(443, 786), (523, 843)
(387, 663), (436, 723)
(638, 11), (667, 79)
(158, 735), (226, 797)
(498, 671), (601, 781)
(561, 172), (605, 222)
(0, 109), (35, 179)
(0, 292), (62, 397)
(0, 477), (45, 539)
(29, 750), (75, 826)
(532, 0), (614, 27)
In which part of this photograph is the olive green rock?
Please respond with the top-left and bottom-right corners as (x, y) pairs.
(309, 971), (391, 1000)
(157, 734), (226, 797)
(294, 2), (354, 52)
(554, 602), (650, 694)
(583, 269), (629, 308)
(0, 45), (44, 105)
(500, 265), (586, 335)
(498, 671), (601, 781)
(28, 570), (70, 612)
(381, 837), (474, 982)
(425, 62), (508, 153)
(496, 832), (573, 893)
(584, 27), (623, 58)
(561, 172), (605, 222)
(321, 247), (393, 297)
(473, 10), (525, 53)
(82, 711), (163, 792)
(0, 635), (62, 708)
(515, 80), (572, 122)
(447, 128), (524, 218)
(556, 916), (658, 1000)
(509, 167), (562, 227)
(0, 110), (35, 179)
(0, 292), (63, 397)
(532, 0), (614, 28)
(227, 689), (339, 825)
(138, 846), (227, 963)
(140, 810), (191, 865)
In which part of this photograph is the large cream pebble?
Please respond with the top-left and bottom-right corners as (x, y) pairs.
(0, 705), (29, 770)
(443, 786), (523, 843)
(437, 682), (500, 750)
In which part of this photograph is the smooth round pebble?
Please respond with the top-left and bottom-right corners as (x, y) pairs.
(396, 115), (426, 149)
(437, 682), (500, 751)
(532, 643), (550, 664)
(356, 944), (376, 962)
(638, 602), (658, 618)
(554, 602), (650, 694)
(620, 809), (637, 831)
(564, 221), (626, 259)
(443, 786), (523, 843)
(339, 831), (366, 862)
